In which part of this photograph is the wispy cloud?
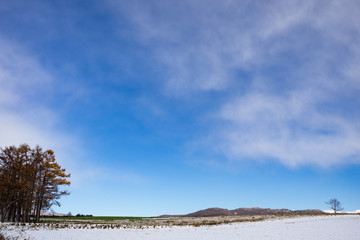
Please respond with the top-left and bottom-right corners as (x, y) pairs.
(109, 0), (360, 167)
(0, 36), (78, 163)
(70, 166), (146, 188)
(217, 90), (360, 167)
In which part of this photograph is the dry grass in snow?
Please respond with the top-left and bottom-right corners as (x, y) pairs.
(1, 214), (359, 240)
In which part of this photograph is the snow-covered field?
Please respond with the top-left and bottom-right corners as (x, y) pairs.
(1, 215), (359, 240)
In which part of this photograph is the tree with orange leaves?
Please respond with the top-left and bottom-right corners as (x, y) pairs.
(0, 144), (70, 223)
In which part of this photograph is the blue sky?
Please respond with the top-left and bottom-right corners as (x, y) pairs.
(0, 0), (359, 216)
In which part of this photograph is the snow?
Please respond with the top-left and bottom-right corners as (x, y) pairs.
(344, 210), (360, 214)
(1, 215), (360, 240)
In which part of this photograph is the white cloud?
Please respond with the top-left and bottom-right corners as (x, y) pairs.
(108, 0), (360, 167)
(108, 0), (340, 94)
(0, 35), (149, 192)
(0, 36), (75, 156)
(0, 38), (51, 106)
(217, 90), (360, 167)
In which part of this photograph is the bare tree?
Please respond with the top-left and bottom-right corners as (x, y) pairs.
(326, 198), (344, 214)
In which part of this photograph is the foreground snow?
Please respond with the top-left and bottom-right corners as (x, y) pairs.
(1, 215), (359, 240)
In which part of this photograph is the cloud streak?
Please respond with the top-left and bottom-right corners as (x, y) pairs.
(109, 0), (360, 167)
(218, 90), (360, 167)
(0, 36), (79, 168)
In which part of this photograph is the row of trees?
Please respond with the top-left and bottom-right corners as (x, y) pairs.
(0, 144), (70, 223)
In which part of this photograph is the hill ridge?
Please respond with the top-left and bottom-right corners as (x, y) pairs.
(159, 207), (324, 218)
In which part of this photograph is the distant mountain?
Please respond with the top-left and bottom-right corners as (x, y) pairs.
(230, 207), (292, 215)
(159, 207), (324, 218)
(186, 208), (233, 217)
(40, 211), (68, 217)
